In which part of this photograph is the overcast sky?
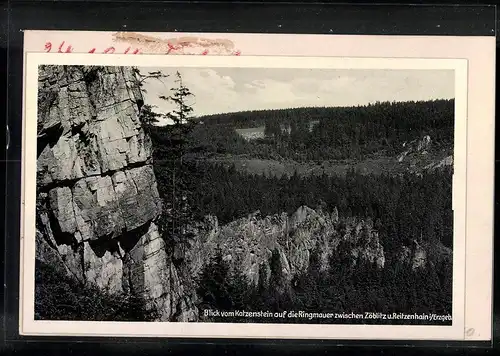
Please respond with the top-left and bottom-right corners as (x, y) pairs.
(139, 67), (455, 125)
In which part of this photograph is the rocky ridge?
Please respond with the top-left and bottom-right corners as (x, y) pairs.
(183, 205), (452, 289)
(395, 135), (453, 176)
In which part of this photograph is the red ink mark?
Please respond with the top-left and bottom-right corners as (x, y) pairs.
(57, 41), (65, 52)
(42, 38), (235, 56)
(166, 42), (183, 54)
(57, 41), (72, 53)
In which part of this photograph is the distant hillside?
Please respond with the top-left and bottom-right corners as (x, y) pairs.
(151, 99), (454, 162)
(195, 99), (454, 140)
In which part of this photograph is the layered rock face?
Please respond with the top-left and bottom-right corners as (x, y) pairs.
(36, 65), (195, 321)
(185, 205), (452, 288)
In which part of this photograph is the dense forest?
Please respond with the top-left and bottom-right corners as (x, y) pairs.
(184, 99), (454, 161)
(196, 246), (452, 325)
(182, 162), (453, 250)
(149, 100), (454, 250)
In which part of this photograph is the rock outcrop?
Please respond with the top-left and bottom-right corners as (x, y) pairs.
(397, 135), (432, 162)
(425, 155), (453, 171)
(185, 205), (451, 289)
(185, 206), (389, 288)
(36, 65), (195, 321)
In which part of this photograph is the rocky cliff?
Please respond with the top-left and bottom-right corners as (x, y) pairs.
(184, 205), (451, 289)
(35, 65), (196, 321)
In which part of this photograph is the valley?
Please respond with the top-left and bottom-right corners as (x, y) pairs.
(150, 99), (455, 324)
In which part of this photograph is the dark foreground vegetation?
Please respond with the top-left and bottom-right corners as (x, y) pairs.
(35, 261), (157, 321)
(196, 246), (452, 325)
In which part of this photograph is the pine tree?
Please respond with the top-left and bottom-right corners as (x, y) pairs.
(196, 247), (232, 311)
(227, 268), (251, 311)
(138, 104), (161, 132)
(154, 71), (199, 250)
(161, 71), (195, 127)
(269, 248), (283, 286)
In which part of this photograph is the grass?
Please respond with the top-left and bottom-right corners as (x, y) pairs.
(206, 150), (451, 179)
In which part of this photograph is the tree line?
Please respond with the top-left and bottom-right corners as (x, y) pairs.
(182, 162), (453, 250)
(185, 99), (454, 161)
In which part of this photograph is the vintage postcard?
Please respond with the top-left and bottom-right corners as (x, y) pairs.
(20, 31), (494, 341)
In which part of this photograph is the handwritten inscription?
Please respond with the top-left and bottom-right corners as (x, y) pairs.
(44, 39), (241, 56)
(45, 42), (142, 54)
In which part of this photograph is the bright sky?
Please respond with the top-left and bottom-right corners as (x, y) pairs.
(138, 67), (455, 126)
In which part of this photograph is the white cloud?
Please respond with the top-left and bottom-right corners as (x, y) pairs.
(139, 67), (454, 125)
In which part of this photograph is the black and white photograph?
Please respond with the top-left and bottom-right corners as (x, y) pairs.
(31, 59), (458, 327)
